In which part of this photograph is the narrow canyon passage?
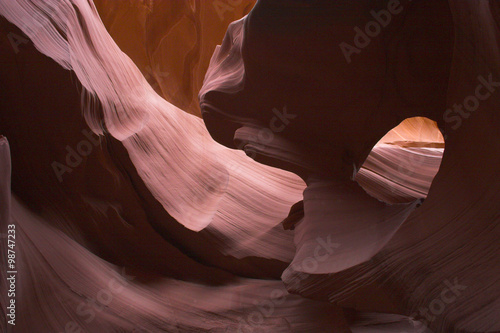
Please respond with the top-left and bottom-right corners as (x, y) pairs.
(0, 1), (498, 332)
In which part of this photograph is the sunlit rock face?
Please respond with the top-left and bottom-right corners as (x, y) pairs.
(94, 0), (256, 116)
(0, 0), (499, 332)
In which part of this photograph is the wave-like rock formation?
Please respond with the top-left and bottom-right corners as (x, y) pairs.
(0, 0), (498, 332)
(200, 0), (500, 332)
